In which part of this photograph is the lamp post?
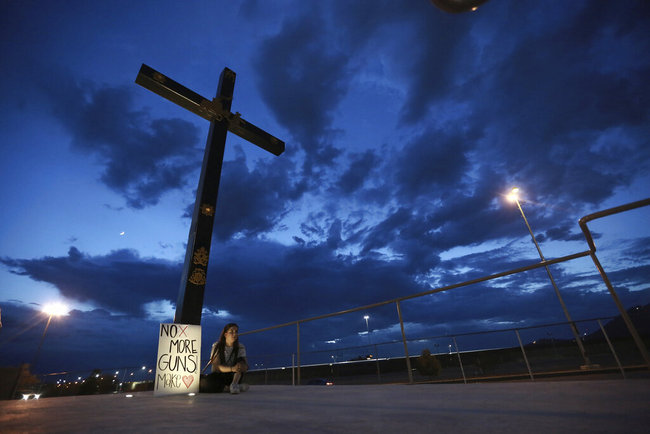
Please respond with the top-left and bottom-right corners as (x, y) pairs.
(363, 315), (372, 354)
(363, 314), (382, 381)
(507, 188), (592, 368)
(32, 303), (68, 373)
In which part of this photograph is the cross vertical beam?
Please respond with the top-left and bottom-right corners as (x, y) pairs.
(174, 68), (235, 325)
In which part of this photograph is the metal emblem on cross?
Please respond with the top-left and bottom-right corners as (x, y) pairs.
(135, 64), (285, 325)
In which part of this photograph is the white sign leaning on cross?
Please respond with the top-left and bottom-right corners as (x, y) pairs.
(154, 323), (201, 396)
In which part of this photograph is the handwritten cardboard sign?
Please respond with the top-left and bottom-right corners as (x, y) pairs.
(154, 323), (201, 396)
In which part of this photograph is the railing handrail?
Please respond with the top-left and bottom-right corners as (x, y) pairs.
(278, 314), (621, 358)
(578, 197), (650, 251)
(240, 250), (591, 337)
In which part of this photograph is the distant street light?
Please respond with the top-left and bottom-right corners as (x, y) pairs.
(507, 188), (592, 367)
(32, 303), (68, 372)
(363, 314), (382, 381)
(363, 315), (371, 349)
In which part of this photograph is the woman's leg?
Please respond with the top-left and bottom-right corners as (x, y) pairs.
(229, 372), (248, 394)
(200, 372), (232, 393)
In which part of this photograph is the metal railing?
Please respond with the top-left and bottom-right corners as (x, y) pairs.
(28, 311), (646, 395)
(239, 199), (650, 384)
(244, 314), (648, 386)
(16, 199), (650, 396)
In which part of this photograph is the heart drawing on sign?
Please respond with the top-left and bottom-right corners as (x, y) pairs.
(182, 376), (194, 388)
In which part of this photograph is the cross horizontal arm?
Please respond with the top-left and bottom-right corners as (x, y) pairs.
(227, 113), (285, 156)
(136, 64), (214, 121)
(136, 64), (284, 156)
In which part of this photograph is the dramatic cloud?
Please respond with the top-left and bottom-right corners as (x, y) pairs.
(393, 126), (476, 201)
(40, 70), (202, 208)
(1, 247), (181, 316)
(467, 1), (650, 206)
(336, 150), (381, 195)
(253, 8), (349, 175)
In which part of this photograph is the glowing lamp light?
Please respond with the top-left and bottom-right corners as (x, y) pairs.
(42, 302), (68, 316)
(507, 187), (520, 203)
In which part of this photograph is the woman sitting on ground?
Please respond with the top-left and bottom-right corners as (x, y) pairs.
(203, 322), (249, 394)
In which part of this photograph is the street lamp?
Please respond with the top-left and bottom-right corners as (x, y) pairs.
(363, 315), (371, 351)
(32, 303), (68, 372)
(363, 314), (381, 381)
(507, 188), (592, 367)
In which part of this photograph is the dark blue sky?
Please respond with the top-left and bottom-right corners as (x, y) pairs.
(1, 0), (649, 375)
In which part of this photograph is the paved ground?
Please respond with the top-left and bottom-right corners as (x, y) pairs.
(1, 380), (649, 433)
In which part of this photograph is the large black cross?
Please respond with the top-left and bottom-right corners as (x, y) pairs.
(135, 64), (284, 325)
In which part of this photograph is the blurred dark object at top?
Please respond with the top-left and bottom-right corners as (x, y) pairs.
(430, 0), (489, 13)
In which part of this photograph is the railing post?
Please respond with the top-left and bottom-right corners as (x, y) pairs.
(296, 322), (301, 385)
(453, 337), (467, 384)
(598, 319), (625, 379)
(515, 329), (534, 381)
(589, 252), (650, 368)
(395, 301), (413, 384)
(579, 198), (650, 369)
(375, 343), (381, 383)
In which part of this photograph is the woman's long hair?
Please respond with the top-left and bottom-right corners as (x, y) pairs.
(213, 323), (239, 365)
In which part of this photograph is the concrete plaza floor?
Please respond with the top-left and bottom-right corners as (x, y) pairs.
(1, 379), (649, 433)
